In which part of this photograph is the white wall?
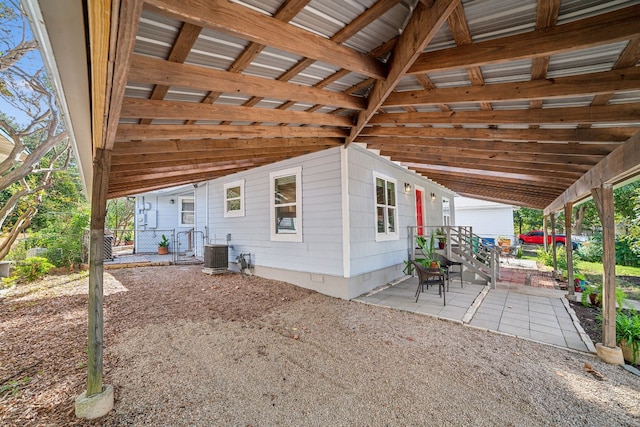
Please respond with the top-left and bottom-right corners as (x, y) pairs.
(207, 147), (344, 277)
(454, 196), (514, 243)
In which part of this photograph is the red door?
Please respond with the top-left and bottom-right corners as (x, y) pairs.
(416, 189), (424, 236)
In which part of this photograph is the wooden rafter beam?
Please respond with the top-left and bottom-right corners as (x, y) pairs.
(384, 66), (640, 107)
(399, 160), (583, 181)
(140, 22), (202, 125)
(145, 0), (386, 79)
(356, 136), (618, 156)
(111, 145), (335, 166)
(103, 0), (143, 150)
(368, 103), (640, 125)
(408, 4), (640, 74)
(367, 143), (603, 166)
(116, 124), (347, 141)
(395, 153), (590, 174)
(120, 98), (353, 127)
(544, 129), (640, 214)
(358, 126), (636, 143)
(113, 137), (343, 154)
(415, 169), (569, 192)
(129, 54), (365, 111)
(347, 0), (459, 144)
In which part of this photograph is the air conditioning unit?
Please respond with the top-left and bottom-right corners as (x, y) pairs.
(204, 244), (228, 269)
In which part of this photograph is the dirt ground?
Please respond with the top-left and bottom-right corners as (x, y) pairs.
(1, 265), (639, 426)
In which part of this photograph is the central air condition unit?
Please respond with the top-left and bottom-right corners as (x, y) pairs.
(204, 244), (228, 269)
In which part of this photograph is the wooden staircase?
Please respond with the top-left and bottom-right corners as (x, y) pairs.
(409, 226), (500, 288)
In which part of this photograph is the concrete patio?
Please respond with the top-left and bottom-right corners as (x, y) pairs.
(355, 263), (594, 354)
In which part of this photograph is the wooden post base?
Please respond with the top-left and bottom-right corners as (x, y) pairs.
(595, 343), (624, 365)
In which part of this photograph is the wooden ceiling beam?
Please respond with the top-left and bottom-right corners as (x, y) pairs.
(415, 169), (569, 192)
(113, 137), (342, 154)
(408, 4), (640, 74)
(356, 136), (618, 156)
(129, 54), (365, 111)
(368, 143), (602, 165)
(116, 124), (348, 141)
(359, 126), (636, 143)
(545, 129), (640, 214)
(396, 153), (590, 174)
(348, 0), (459, 144)
(384, 66), (640, 107)
(140, 22), (202, 125)
(145, 0), (386, 79)
(400, 159), (582, 181)
(369, 103), (640, 125)
(111, 145), (332, 165)
(120, 98), (353, 127)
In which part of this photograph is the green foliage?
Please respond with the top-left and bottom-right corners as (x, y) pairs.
(28, 168), (87, 231)
(416, 234), (436, 262)
(513, 207), (544, 235)
(581, 281), (629, 310)
(158, 234), (170, 248)
(8, 208), (90, 267)
(616, 310), (640, 364)
(577, 233), (640, 267)
(11, 256), (54, 282)
(536, 246), (577, 272)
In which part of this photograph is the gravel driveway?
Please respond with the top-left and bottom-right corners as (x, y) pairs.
(1, 265), (639, 426)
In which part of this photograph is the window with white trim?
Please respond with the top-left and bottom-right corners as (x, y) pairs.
(374, 173), (398, 241)
(270, 167), (302, 242)
(442, 197), (451, 226)
(179, 196), (194, 226)
(224, 180), (245, 217)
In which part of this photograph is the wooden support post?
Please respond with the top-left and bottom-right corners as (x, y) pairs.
(543, 216), (548, 251)
(87, 149), (111, 396)
(550, 214), (558, 273)
(565, 202), (574, 296)
(592, 184), (616, 348)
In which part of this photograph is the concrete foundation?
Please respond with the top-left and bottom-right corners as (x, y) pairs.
(595, 343), (625, 365)
(75, 384), (114, 419)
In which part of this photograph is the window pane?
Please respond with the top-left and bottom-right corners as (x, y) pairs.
(182, 200), (194, 211)
(376, 178), (385, 204)
(227, 200), (240, 212)
(226, 186), (241, 199)
(387, 208), (395, 232)
(387, 181), (395, 206)
(181, 212), (194, 225)
(377, 207), (385, 233)
(275, 206), (296, 233)
(275, 175), (296, 204)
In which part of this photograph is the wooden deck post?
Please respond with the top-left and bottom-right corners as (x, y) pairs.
(550, 214), (558, 273)
(564, 202), (574, 296)
(87, 149), (111, 396)
(592, 184), (616, 348)
(543, 216), (548, 252)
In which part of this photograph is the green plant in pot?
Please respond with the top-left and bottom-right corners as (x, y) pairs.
(616, 310), (640, 365)
(158, 234), (170, 255)
(416, 234), (438, 268)
(435, 227), (446, 249)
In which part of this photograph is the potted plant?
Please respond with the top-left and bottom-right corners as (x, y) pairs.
(435, 227), (446, 249)
(616, 310), (640, 365)
(416, 234), (438, 268)
(157, 234), (170, 255)
(123, 231), (133, 245)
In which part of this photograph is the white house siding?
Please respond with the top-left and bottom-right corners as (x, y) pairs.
(207, 147), (344, 281)
(454, 196), (513, 243)
(346, 145), (455, 297)
(134, 188), (197, 253)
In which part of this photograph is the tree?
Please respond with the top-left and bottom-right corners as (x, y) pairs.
(0, 0), (71, 259)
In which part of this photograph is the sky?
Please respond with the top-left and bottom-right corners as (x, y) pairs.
(0, 0), (48, 128)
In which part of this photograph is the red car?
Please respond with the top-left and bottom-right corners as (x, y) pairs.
(518, 230), (577, 249)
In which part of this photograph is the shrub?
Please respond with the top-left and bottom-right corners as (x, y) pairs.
(12, 256), (55, 282)
(578, 233), (640, 267)
(616, 310), (640, 364)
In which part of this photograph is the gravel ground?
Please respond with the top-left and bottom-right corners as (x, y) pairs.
(1, 265), (639, 426)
